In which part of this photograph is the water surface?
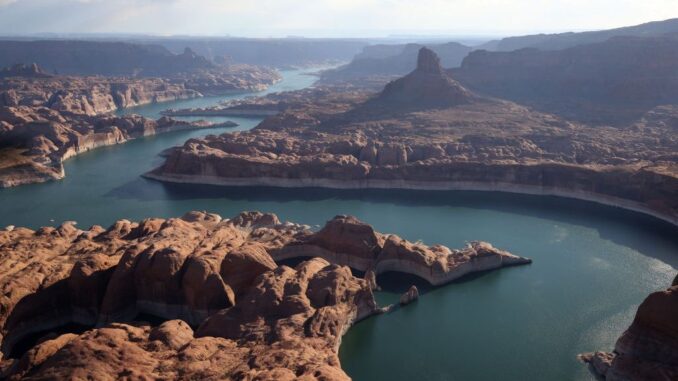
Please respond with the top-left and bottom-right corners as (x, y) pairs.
(0, 67), (675, 381)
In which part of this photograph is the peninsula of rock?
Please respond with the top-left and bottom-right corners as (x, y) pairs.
(0, 61), (277, 187)
(0, 211), (529, 379)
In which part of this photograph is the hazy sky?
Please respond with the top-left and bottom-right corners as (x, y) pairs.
(0, 0), (677, 37)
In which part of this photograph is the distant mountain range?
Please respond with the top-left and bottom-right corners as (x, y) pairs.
(147, 38), (368, 68)
(479, 17), (678, 51)
(319, 42), (472, 85)
(454, 34), (678, 124)
(0, 37), (369, 70)
(320, 18), (678, 88)
(0, 40), (215, 77)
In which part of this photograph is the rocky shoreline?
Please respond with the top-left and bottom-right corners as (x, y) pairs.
(579, 274), (678, 380)
(0, 211), (529, 379)
(0, 63), (272, 188)
(143, 172), (678, 228)
(0, 113), (238, 188)
(147, 48), (678, 229)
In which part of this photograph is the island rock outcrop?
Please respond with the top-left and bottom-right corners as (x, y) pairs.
(400, 286), (419, 305)
(454, 35), (678, 125)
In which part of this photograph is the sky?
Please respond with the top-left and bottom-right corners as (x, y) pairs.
(0, 0), (677, 38)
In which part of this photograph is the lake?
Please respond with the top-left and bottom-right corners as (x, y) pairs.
(0, 67), (675, 381)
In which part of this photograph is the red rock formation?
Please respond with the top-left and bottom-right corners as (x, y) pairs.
(147, 50), (678, 225)
(0, 211), (528, 380)
(372, 47), (474, 109)
(579, 275), (678, 380)
(0, 102), (236, 188)
(319, 42), (473, 88)
(0, 58), (283, 188)
(271, 215), (531, 286)
(454, 35), (678, 125)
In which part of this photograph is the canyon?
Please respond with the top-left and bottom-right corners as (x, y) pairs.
(0, 18), (677, 380)
(0, 211), (529, 380)
(148, 48), (678, 226)
(0, 61), (279, 188)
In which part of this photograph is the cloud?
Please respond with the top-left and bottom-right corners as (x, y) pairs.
(0, 0), (676, 37)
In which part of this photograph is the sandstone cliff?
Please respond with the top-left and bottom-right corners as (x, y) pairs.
(0, 68), (257, 188)
(454, 35), (678, 125)
(272, 215), (530, 285)
(319, 42), (473, 88)
(0, 75), (201, 116)
(148, 49), (678, 225)
(579, 274), (678, 380)
(0, 103), (234, 188)
(367, 47), (475, 109)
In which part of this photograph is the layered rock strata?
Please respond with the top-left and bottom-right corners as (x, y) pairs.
(579, 274), (678, 380)
(0, 106), (235, 187)
(0, 67), (247, 187)
(454, 35), (678, 125)
(0, 211), (528, 380)
(270, 215), (530, 285)
(0, 62), (278, 116)
(148, 48), (678, 225)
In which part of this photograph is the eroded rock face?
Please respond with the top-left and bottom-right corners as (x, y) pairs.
(271, 215), (531, 286)
(416, 47), (443, 74)
(0, 75), (201, 115)
(0, 211), (291, 358)
(0, 101), (235, 188)
(15, 259), (370, 381)
(0, 59), (281, 188)
(0, 211), (528, 380)
(453, 35), (678, 125)
(318, 42), (473, 88)
(579, 275), (678, 380)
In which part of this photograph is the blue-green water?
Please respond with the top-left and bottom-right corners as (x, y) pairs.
(0, 68), (676, 381)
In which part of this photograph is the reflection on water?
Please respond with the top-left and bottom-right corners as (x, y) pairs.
(0, 67), (675, 381)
